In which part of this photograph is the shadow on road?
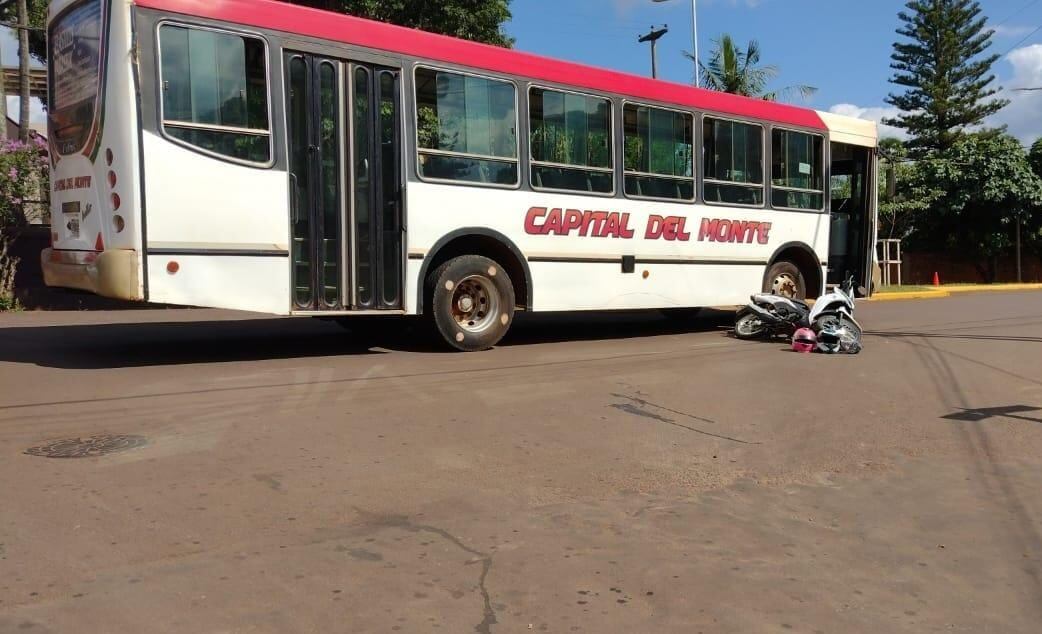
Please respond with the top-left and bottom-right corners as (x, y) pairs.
(0, 309), (736, 369)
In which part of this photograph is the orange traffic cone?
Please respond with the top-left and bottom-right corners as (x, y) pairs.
(932, 272), (941, 287)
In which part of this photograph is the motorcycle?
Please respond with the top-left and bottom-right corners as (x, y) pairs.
(733, 292), (811, 340)
(734, 276), (864, 353)
(808, 276), (863, 353)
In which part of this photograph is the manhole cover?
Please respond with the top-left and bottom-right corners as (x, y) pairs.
(24, 435), (148, 459)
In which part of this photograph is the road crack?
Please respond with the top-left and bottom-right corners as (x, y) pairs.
(353, 509), (497, 633)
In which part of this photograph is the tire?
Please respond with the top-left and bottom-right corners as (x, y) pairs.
(428, 255), (515, 352)
(764, 261), (806, 300)
(734, 309), (767, 340)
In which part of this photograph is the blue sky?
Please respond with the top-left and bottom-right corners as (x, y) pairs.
(4, 1), (1041, 141)
(507, 0), (1042, 142)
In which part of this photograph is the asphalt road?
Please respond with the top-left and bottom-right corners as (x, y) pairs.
(2, 292), (1042, 633)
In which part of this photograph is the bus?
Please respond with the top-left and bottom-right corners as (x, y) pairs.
(43, 0), (879, 351)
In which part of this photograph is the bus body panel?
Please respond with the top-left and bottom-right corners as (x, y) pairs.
(140, 131), (292, 314)
(45, 0), (144, 300)
(405, 182), (829, 311)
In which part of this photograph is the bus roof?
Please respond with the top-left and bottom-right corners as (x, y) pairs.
(135, 0), (830, 132)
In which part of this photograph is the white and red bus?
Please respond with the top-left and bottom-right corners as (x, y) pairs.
(43, 0), (878, 350)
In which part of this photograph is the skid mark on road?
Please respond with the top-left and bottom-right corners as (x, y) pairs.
(609, 393), (760, 445)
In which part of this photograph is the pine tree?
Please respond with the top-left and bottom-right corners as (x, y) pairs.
(884, 0), (1008, 157)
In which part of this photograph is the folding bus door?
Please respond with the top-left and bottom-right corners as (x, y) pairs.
(285, 52), (403, 312)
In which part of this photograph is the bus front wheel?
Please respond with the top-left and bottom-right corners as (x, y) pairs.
(428, 255), (515, 352)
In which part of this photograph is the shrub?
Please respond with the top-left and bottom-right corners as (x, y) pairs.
(0, 137), (49, 310)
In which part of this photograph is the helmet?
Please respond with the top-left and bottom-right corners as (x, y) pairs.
(792, 328), (817, 353)
(816, 324), (843, 354)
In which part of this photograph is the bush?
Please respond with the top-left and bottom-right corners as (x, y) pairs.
(0, 137), (49, 310)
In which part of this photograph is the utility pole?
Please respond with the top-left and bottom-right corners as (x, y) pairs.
(1016, 211), (1023, 284)
(651, 0), (699, 87)
(17, 0), (30, 142)
(638, 25), (669, 79)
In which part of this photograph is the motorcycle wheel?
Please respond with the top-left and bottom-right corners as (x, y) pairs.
(734, 310), (768, 340)
(813, 314), (863, 352)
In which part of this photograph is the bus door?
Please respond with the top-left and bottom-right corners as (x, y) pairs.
(285, 53), (403, 311)
(828, 142), (876, 295)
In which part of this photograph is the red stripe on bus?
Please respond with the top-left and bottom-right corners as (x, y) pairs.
(134, 0), (826, 130)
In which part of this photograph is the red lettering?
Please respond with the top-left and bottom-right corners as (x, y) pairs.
(744, 222), (760, 243)
(674, 217), (691, 241)
(646, 215), (664, 240)
(698, 218), (719, 242)
(588, 211), (609, 238)
(562, 209), (583, 234)
(715, 219), (732, 242)
(525, 206), (550, 233)
(544, 208), (564, 234)
(757, 222), (773, 245)
(603, 213), (620, 238)
(619, 213), (635, 239)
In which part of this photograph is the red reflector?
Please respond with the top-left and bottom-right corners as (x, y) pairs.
(95, 233), (105, 252)
(108, 171), (117, 188)
(111, 193), (121, 210)
(167, 261), (180, 274)
(106, 148), (114, 166)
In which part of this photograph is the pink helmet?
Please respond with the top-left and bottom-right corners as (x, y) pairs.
(792, 328), (817, 353)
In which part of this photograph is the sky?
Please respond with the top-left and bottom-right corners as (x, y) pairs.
(2, 0), (1040, 143)
(507, 0), (1042, 143)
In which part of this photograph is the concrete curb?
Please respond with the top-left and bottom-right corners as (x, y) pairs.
(870, 290), (951, 301)
(870, 284), (1042, 302)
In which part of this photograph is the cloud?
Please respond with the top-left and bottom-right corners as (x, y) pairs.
(827, 103), (909, 140)
(992, 44), (1042, 144)
(828, 44), (1042, 146)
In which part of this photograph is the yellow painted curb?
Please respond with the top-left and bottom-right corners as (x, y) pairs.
(869, 290), (951, 301)
(943, 283), (1042, 293)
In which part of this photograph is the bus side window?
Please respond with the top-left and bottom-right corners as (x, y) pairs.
(414, 67), (519, 187)
(158, 25), (271, 164)
(623, 103), (694, 202)
(771, 129), (825, 211)
(702, 117), (764, 207)
(528, 87), (613, 194)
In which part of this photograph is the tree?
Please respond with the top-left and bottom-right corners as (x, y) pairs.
(1030, 138), (1042, 179)
(877, 138), (941, 241)
(689, 34), (816, 102)
(884, 0), (1008, 158)
(287, 0), (513, 47)
(907, 134), (1042, 281)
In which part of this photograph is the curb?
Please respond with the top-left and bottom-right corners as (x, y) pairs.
(869, 290), (951, 301)
(943, 283), (1042, 294)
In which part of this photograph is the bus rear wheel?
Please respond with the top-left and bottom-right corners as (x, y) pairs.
(429, 255), (515, 352)
(764, 261), (806, 299)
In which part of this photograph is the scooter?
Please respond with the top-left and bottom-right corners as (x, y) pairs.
(734, 277), (864, 348)
(733, 292), (811, 340)
(808, 276), (864, 353)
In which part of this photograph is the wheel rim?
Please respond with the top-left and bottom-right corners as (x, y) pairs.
(771, 273), (800, 298)
(451, 275), (500, 334)
(736, 315), (763, 336)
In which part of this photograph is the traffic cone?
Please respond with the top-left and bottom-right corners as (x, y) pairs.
(932, 272), (941, 287)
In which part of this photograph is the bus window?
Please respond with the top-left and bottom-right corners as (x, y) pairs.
(702, 117), (764, 207)
(415, 67), (518, 186)
(529, 87), (613, 194)
(623, 104), (694, 201)
(771, 129), (825, 211)
(158, 25), (271, 164)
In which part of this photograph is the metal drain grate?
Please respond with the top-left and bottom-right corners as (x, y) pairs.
(25, 435), (148, 459)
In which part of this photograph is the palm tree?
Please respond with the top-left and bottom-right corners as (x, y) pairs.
(687, 34), (816, 102)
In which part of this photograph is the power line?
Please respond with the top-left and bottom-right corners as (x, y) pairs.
(1000, 23), (1042, 55)
(994, 0), (1041, 28)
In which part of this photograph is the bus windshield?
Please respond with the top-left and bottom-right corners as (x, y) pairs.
(49, 0), (103, 156)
